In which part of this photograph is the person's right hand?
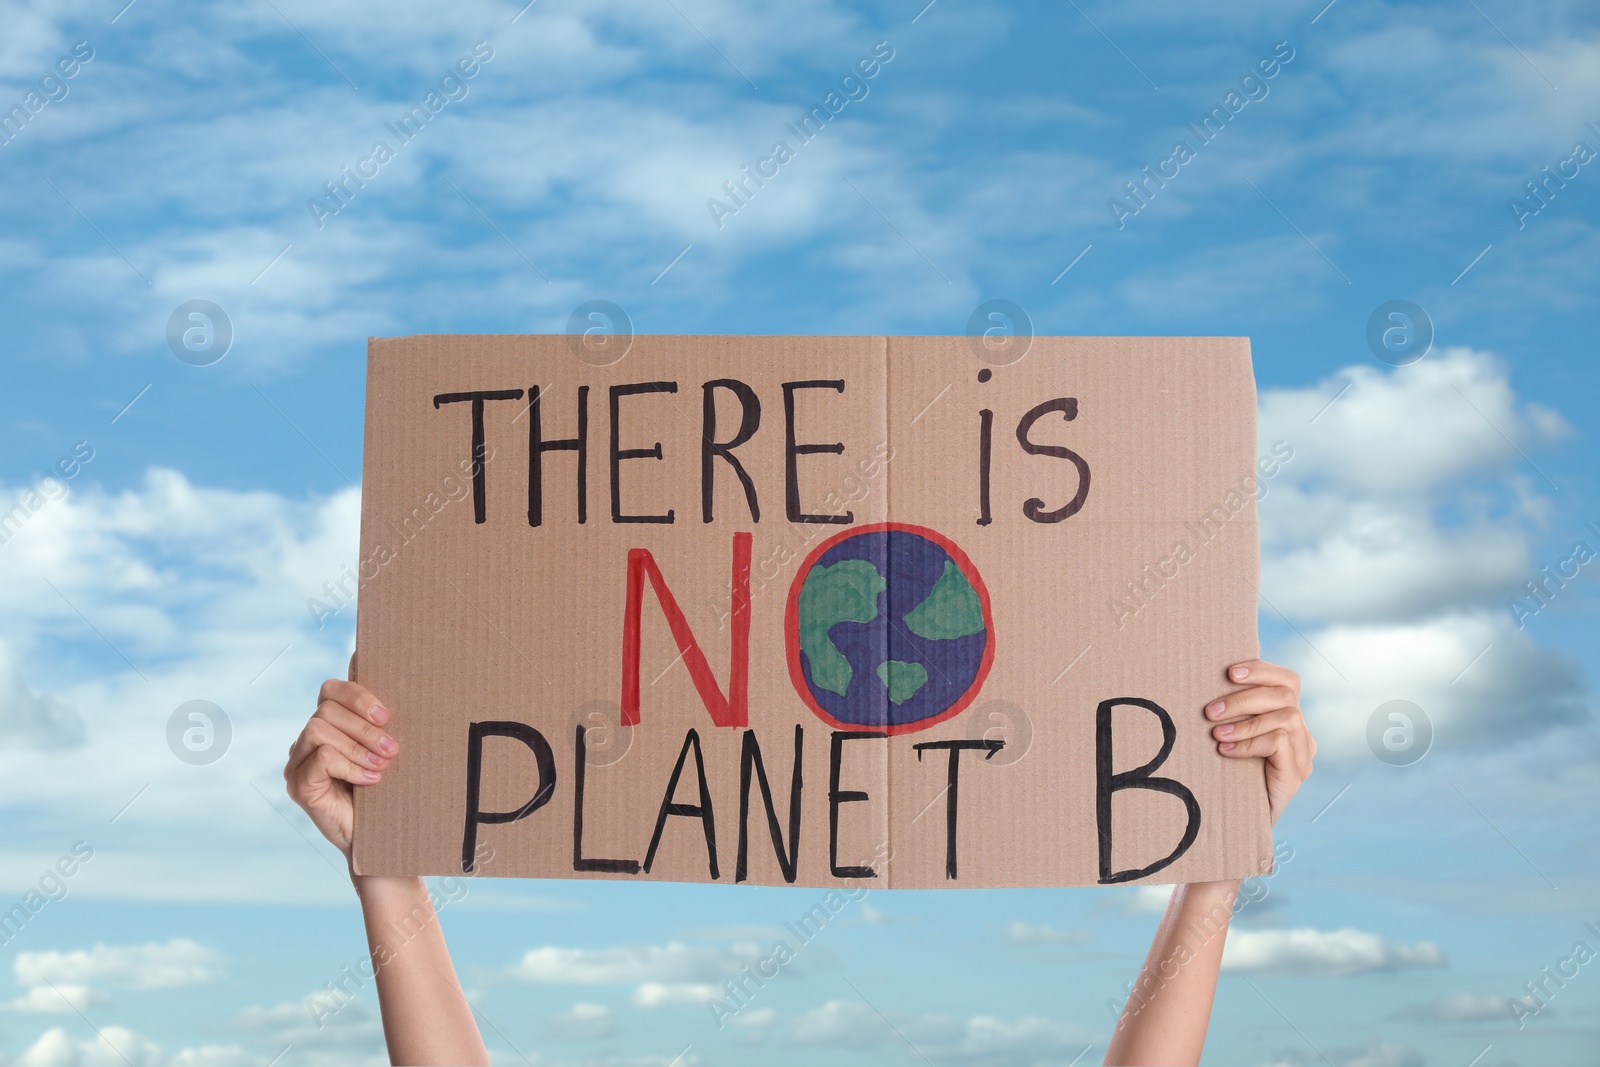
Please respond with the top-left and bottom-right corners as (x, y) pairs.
(284, 675), (398, 857)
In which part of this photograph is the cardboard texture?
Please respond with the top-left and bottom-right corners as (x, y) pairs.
(352, 335), (1273, 888)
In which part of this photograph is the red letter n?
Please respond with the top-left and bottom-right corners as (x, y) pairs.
(621, 532), (751, 727)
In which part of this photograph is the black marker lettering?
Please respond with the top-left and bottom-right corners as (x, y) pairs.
(1095, 697), (1201, 884)
(829, 730), (886, 878)
(783, 380), (852, 524)
(737, 725), (803, 883)
(610, 382), (678, 524)
(434, 389), (524, 523)
(702, 379), (762, 523)
(572, 724), (640, 874)
(643, 729), (719, 878)
(977, 408), (994, 526)
(912, 739), (1004, 879)
(461, 720), (556, 872)
(530, 385), (588, 527)
(1016, 397), (1090, 523)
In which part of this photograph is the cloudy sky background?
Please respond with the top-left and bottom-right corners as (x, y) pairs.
(1, 0), (1598, 1064)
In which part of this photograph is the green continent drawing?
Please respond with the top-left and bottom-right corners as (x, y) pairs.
(876, 660), (929, 704)
(903, 560), (985, 640)
(797, 559), (887, 696)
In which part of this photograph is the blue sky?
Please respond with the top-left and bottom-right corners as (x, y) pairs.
(1, 0), (1598, 1064)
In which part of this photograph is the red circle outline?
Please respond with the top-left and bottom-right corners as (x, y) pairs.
(783, 522), (996, 736)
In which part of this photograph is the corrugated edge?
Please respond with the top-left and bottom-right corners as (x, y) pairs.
(348, 336), (389, 876)
(1227, 336), (1272, 882)
(1242, 337), (1274, 878)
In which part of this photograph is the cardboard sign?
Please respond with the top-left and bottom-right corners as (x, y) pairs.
(352, 335), (1272, 888)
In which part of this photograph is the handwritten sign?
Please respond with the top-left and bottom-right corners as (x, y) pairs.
(351, 335), (1272, 887)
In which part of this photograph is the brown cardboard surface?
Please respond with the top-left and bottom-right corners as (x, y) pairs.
(351, 335), (1273, 888)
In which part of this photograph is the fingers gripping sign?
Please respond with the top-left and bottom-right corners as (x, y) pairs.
(1206, 660), (1314, 825)
(284, 662), (398, 857)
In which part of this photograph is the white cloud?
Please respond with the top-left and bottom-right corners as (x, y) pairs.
(0, 469), (362, 903)
(0, 0), (95, 77)
(1289, 612), (1585, 754)
(791, 1000), (1092, 1065)
(16, 1025), (163, 1067)
(1001, 921), (1090, 946)
(0, 2), (960, 368)
(0, 983), (106, 1013)
(6, 0), (1600, 376)
(1338, 1045), (1423, 1067)
(1124, 885), (1174, 915)
(231, 992), (386, 1062)
(1221, 927), (1445, 977)
(918, 1014), (1091, 1065)
(1261, 500), (1531, 623)
(0, 640), (83, 749)
(1257, 349), (1588, 756)
(1260, 348), (1564, 550)
(221, 0), (869, 83)
(857, 902), (895, 925)
(791, 999), (894, 1046)
(731, 1007), (775, 1028)
(1397, 990), (1533, 1021)
(15, 939), (224, 990)
(506, 940), (761, 985)
(632, 981), (721, 1007)
(12, 1023), (256, 1067)
(166, 1048), (254, 1067)
(547, 1001), (615, 1039)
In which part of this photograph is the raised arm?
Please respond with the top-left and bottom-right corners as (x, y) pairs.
(1103, 660), (1314, 1066)
(285, 668), (489, 1066)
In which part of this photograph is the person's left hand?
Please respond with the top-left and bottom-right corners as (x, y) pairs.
(1206, 659), (1314, 824)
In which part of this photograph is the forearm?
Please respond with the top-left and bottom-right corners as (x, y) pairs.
(354, 874), (489, 1066)
(1103, 879), (1239, 1066)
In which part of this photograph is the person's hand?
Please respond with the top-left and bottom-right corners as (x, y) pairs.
(284, 670), (397, 857)
(1206, 659), (1314, 824)
(285, 668), (487, 1066)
